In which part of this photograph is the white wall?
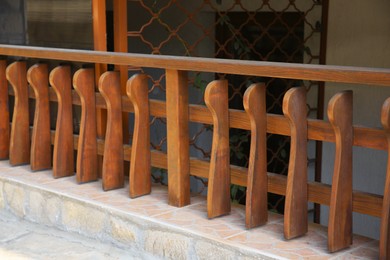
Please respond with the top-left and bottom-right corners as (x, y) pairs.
(321, 0), (390, 239)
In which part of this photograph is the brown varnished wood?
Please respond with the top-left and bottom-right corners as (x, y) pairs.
(27, 64), (52, 170)
(1, 44), (390, 87)
(205, 80), (231, 218)
(92, 0), (107, 84)
(127, 74), (151, 198)
(0, 60), (9, 159)
(113, 0), (129, 145)
(4, 77), (386, 219)
(11, 87), (388, 151)
(166, 69), (190, 207)
(327, 91), (353, 252)
(6, 61), (30, 166)
(44, 129), (382, 218)
(282, 87), (308, 239)
(50, 66), (74, 178)
(380, 97), (390, 260)
(92, 0), (107, 180)
(73, 68), (98, 183)
(98, 71), (124, 190)
(243, 83), (268, 228)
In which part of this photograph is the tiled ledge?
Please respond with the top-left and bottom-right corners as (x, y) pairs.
(0, 160), (378, 259)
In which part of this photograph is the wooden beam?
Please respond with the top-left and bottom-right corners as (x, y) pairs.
(1, 44), (390, 87)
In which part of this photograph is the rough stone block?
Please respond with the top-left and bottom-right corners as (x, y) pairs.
(195, 241), (236, 260)
(144, 230), (189, 260)
(62, 201), (106, 235)
(45, 196), (62, 225)
(109, 216), (137, 245)
(28, 190), (61, 226)
(0, 182), (4, 209)
(3, 183), (25, 217)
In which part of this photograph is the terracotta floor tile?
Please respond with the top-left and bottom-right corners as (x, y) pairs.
(0, 160), (381, 259)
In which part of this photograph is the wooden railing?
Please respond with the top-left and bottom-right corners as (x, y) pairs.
(1, 44), (390, 258)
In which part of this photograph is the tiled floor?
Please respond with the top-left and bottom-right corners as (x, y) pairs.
(0, 160), (379, 259)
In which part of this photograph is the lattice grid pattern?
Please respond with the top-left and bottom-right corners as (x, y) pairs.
(125, 0), (325, 212)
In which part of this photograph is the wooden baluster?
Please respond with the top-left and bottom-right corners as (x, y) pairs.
(50, 66), (74, 178)
(380, 97), (390, 260)
(6, 61), (30, 166)
(0, 60), (9, 159)
(166, 69), (190, 207)
(243, 83), (267, 228)
(327, 91), (353, 252)
(127, 74), (151, 198)
(73, 68), (98, 183)
(283, 87), (308, 239)
(98, 71), (124, 190)
(28, 64), (52, 171)
(205, 80), (230, 218)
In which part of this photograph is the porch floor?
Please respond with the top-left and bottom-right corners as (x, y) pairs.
(0, 160), (378, 259)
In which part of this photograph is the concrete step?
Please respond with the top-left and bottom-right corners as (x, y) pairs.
(0, 161), (379, 259)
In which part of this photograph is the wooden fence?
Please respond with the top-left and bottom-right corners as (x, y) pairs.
(1, 44), (390, 258)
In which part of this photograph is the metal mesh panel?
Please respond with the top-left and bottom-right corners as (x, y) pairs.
(125, 0), (325, 211)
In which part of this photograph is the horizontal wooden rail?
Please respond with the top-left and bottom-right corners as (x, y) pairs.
(45, 130), (383, 218)
(1, 44), (390, 86)
(10, 86), (388, 151)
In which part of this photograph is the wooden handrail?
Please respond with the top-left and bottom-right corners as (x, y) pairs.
(1, 44), (390, 86)
(2, 46), (390, 255)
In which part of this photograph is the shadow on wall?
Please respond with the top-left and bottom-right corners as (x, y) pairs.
(0, 0), (26, 45)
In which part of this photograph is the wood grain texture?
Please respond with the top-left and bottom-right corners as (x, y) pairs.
(92, 0), (107, 84)
(327, 91), (353, 252)
(127, 74), (151, 198)
(113, 0), (130, 145)
(380, 97), (390, 260)
(28, 64), (52, 170)
(4, 79), (385, 219)
(1, 44), (390, 86)
(50, 66), (74, 178)
(0, 60), (9, 159)
(283, 87), (308, 239)
(6, 61), (30, 166)
(46, 130), (382, 218)
(10, 86), (388, 151)
(205, 80), (231, 218)
(243, 83), (268, 228)
(73, 68), (98, 183)
(2, 56), (386, 223)
(166, 69), (190, 207)
(92, 0), (108, 180)
(98, 71), (124, 190)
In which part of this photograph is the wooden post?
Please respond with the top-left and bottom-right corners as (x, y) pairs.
(0, 60), (10, 159)
(380, 97), (390, 260)
(92, 0), (107, 82)
(92, 0), (107, 178)
(50, 66), (74, 178)
(6, 61), (30, 166)
(113, 0), (129, 143)
(166, 69), (190, 207)
(243, 83), (268, 228)
(73, 68), (98, 183)
(98, 71), (125, 191)
(127, 74), (151, 198)
(327, 91), (353, 252)
(205, 80), (230, 218)
(283, 87), (308, 239)
(28, 64), (52, 171)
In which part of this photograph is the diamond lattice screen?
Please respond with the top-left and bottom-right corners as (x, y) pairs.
(125, 0), (325, 213)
